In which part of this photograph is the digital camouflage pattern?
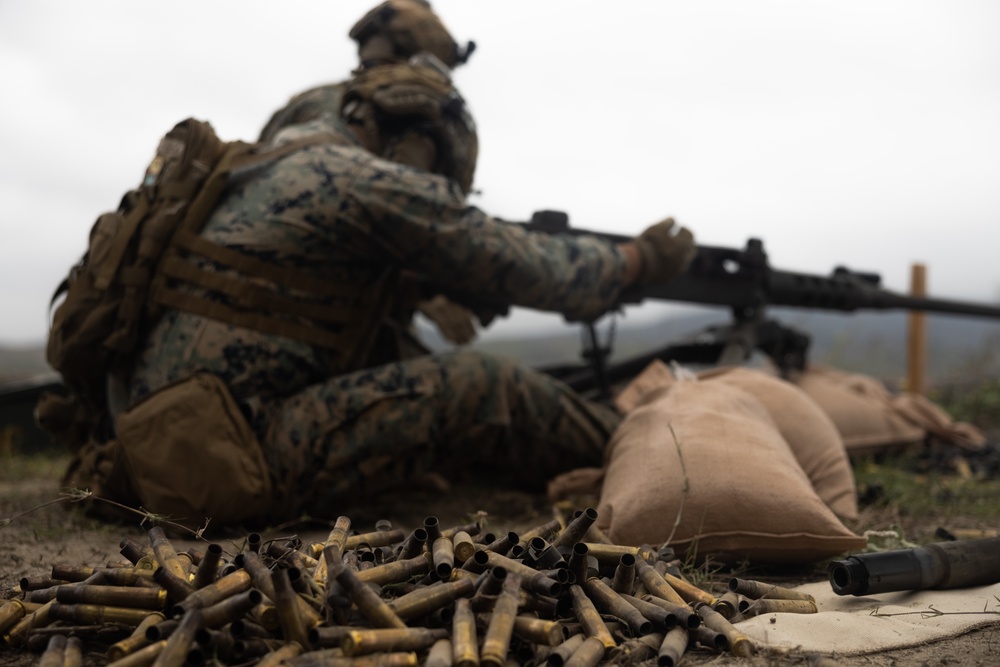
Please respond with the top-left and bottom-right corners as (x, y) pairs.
(117, 118), (626, 519)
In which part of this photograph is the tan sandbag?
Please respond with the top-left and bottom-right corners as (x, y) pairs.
(697, 366), (858, 520)
(789, 364), (926, 455)
(612, 360), (858, 520)
(890, 392), (985, 451)
(597, 380), (866, 564)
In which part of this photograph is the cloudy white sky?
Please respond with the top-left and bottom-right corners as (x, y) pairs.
(2, 0), (999, 346)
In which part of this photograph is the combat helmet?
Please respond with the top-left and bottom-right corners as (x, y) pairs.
(350, 0), (475, 70)
(342, 58), (478, 194)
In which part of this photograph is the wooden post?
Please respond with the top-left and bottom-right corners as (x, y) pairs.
(907, 263), (927, 395)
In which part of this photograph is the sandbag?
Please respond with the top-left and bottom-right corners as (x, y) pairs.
(597, 379), (866, 564)
(614, 361), (858, 520)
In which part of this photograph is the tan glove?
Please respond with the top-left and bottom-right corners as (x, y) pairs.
(417, 295), (478, 345)
(634, 217), (696, 285)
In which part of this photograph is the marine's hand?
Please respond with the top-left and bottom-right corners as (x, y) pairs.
(417, 295), (478, 345)
(633, 217), (696, 285)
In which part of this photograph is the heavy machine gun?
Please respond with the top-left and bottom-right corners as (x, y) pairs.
(515, 211), (1000, 399)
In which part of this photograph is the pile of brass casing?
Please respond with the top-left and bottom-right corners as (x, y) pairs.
(1, 508), (845, 666)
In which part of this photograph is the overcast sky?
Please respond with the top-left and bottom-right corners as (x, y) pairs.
(2, 0), (999, 346)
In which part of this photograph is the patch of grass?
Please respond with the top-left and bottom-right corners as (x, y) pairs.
(931, 378), (1000, 434)
(0, 453), (69, 483)
(853, 452), (1000, 536)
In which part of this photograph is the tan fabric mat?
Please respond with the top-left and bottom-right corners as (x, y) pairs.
(737, 580), (1000, 655)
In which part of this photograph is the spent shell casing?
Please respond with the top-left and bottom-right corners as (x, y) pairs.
(254, 640), (304, 667)
(333, 561), (407, 629)
(581, 576), (652, 637)
(346, 528), (407, 551)
(660, 572), (716, 607)
(39, 633), (66, 667)
(55, 584), (167, 610)
(389, 578), (474, 622)
(107, 612), (166, 661)
(0, 599), (27, 635)
(691, 624), (729, 652)
(106, 639), (167, 667)
(424, 637), (453, 667)
(452, 531), (476, 564)
(695, 603), (754, 658)
(479, 573), (522, 667)
(634, 560), (686, 606)
(341, 628), (448, 656)
(729, 577), (816, 602)
(552, 508), (598, 550)
(713, 591), (742, 620)
(191, 544), (224, 590)
(355, 556), (430, 587)
(739, 597), (818, 617)
(452, 598), (478, 667)
(172, 569), (252, 616)
(619, 593), (679, 631)
(567, 584), (616, 649)
(50, 602), (157, 626)
(272, 568), (312, 650)
(563, 635), (605, 667)
(148, 526), (189, 582)
(639, 594), (700, 629)
(153, 607), (202, 667)
(657, 626), (689, 667)
(610, 553), (637, 595)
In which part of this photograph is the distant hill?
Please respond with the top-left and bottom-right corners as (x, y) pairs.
(5, 308), (999, 386)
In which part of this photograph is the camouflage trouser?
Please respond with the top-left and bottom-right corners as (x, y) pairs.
(259, 350), (620, 519)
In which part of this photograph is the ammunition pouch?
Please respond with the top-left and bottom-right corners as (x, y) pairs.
(64, 373), (273, 529)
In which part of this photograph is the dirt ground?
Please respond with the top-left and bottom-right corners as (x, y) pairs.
(1, 455), (998, 667)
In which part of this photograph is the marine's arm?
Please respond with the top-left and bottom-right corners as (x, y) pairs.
(346, 160), (635, 321)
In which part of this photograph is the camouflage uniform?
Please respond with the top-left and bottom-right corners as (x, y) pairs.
(118, 119), (625, 520)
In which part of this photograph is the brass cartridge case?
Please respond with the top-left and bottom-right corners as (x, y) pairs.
(482, 532), (519, 557)
(713, 591), (742, 621)
(39, 633), (66, 667)
(231, 618), (272, 639)
(172, 570), (252, 616)
(151, 567), (193, 603)
(152, 607), (202, 667)
(192, 544), (224, 590)
(291, 652), (420, 667)
(56, 584), (167, 610)
(512, 615), (566, 647)
(309, 625), (354, 648)
(657, 626), (689, 667)
(21, 576), (71, 591)
(634, 560), (685, 606)
(272, 568), (311, 650)
(452, 598), (478, 667)
(108, 612), (166, 661)
(461, 550), (489, 575)
(50, 565), (99, 582)
(266, 542), (319, 572)
(232, 638), (282, 661)
(580, 544), (642, 565)
(3, 600), (57, 646)
(547, 633), (585, 667)
(50, 602), (157, 626)
(582, 524), (613, 546)
(246, 533), (263, 554)
(479, 573), (522, 667)
(145, 619), (178, 642)
(690, 624), (729, 652)
(484, 552), (562, 597)
(619, 593), (678, 631)
(355, 556), (430, 587)
(729, 577), (816, 602)
(148, 527), (189, 582)
(552, 508), (598, 550)
(563, 635), (605, 667)
(581, 577), (652, 637)
(101, 569), (158, 588)
(425, 637), (453, 667)
(0, 599), (28, 635)
(199, 589), (263, 629)
(397, 529), (429, 561)
(610, 553), (637, 595)
(441, 518), (482, 541)
(638, 594), (700, 629)
(106, 639), (167, 667)
(475, 566), (507, 599)
(194, 627), (235, 662)
(739, 597), (817, 617)
(315, 516), (353, 587)
(388, 578), (474, 622)
(346, 528), (406, 551)
(239, 551), (278, 600)
(120, 537), (154, 566)
(695, 603), (754, 658)
(65, 635), (83, 667)
(452, 531), (476, 564)
(333, 561), (407, 629)
(254, 640), (303, 667)
(567, 543), (594, 585)
(660, 572), (716, 607)
(341, 628), (449, 656)
(518, 518), (563, 543)
(567, 584), (616, 649)
(431, 536), (456, 580)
